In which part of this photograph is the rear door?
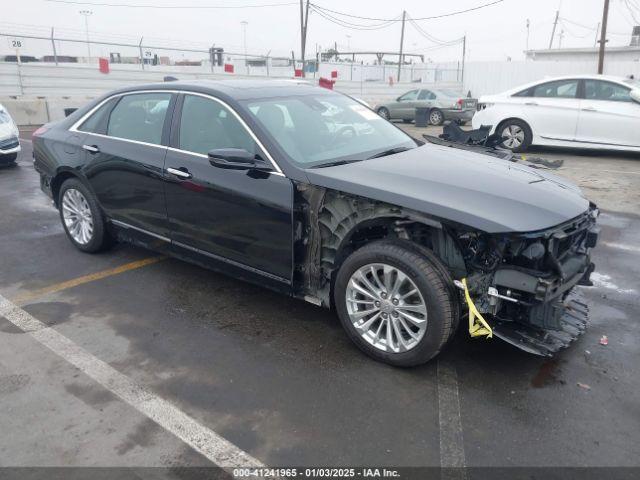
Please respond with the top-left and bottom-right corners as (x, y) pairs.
(78, 91), (174, 238)
(576, 79), (640, 148)
(518, 79), (581, 141)
(164, 93), (293, 284)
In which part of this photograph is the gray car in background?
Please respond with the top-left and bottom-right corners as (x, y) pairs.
(375, 88), (477, 125)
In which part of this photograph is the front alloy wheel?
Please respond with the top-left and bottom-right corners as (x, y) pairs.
(501, 124), (525, 150)
(334, 240), (456, 366)
(346, 263), (427, 353)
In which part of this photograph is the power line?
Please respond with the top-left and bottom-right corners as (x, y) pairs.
(309, 0), (503, 22)
(309, 5), (400, 30)
(45, 0), (298, 8)
(406, 14), (463, 45)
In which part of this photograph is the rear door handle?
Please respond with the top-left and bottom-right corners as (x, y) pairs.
(82, 144), (100, 154)
(166, 167), (192, 179)
(581, 107), (597, 112)
(524, 102), (538, 106)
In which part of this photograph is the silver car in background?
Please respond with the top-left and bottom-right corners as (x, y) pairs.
(375, 88), (477, 125)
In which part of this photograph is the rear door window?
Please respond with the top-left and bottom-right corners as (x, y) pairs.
(77, 97), (118, 134)
(107, 92), (172, 144)
(418, 90), (435, 100)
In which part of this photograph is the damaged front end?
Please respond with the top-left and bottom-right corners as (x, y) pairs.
(454, 205), (600, 356)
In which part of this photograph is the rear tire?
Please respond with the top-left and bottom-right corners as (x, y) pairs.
(497, 119), (532, 153)
(429, 108), (445, 126)
(58, 178), (113, 253)
(334, 240), (456, 367)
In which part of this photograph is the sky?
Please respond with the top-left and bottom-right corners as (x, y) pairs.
(1, 0), (639, 63)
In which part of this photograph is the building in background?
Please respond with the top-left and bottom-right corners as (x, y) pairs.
(525, 26), (640, 63)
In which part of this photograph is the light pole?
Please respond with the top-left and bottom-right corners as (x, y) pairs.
(240, 20), (248, 73)
(79, 10), (93, 60)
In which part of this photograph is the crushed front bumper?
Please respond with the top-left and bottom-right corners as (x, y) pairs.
(460, 210), (598, 356)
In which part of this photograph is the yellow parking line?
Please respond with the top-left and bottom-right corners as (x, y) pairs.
(13, 256), (166, 306)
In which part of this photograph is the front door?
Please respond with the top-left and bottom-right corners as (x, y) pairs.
(576, 79), (640, 148)
(393, 90), (420, 120)
(164, 93), (293, 283)
(523, 78), (581, 141)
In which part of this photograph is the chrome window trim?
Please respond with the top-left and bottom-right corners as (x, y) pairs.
(69, 89), (284, 175)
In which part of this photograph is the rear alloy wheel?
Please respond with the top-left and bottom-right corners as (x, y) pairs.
(377, 107), (390, 120)
(334, 241), (455, 367)
(498, 119), (532, 152)
(59, 178), (113, 253)
(429, 108), (445, 126)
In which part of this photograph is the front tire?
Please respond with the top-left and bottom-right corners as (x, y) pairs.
(377, 107), (390, 120)
(334, 241), (456, 367)
(58, 178), (113, 253)
(497, 119), (532, 152)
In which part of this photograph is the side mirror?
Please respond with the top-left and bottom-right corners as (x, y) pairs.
(208, 148), (270, 171)
(630, 89), (640, 104)
(397, 96), (403, 102)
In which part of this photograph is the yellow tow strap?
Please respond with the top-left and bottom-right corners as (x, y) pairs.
(461, 278), (493, 339)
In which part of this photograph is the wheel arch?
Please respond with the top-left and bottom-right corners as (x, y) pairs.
(495, 117), (533, 138)
(294, 187), (467, 308)
(50, 168), (91, 208)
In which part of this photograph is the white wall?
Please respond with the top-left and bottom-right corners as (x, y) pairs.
(462, 60), (640, 97)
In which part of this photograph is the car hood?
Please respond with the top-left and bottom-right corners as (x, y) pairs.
(0, 121), (18, 140)
(305, 144), (590, 233)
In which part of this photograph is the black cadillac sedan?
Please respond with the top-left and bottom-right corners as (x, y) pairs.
(33, 79), (598, 366)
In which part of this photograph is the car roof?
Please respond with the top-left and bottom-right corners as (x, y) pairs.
(110, 78), (337, 101)
(496, 74), (633, 96)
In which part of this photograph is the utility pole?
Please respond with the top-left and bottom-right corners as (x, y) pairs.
(597, 0), (610, 74)
(461, 35), (467, 87)
(241, 20), (248, 74)
(79, 10), (92, 59)
(299, 0), (310, 77)
(526, 19), (530, 51)
(397, 10), (406, 82)
(549, 10), (559, 49)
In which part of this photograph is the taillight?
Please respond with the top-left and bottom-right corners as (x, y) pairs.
(32, 126), (49, 139)
(456, 98), (464, 109)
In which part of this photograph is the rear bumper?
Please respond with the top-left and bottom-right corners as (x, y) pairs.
(443, 109), (475, 122)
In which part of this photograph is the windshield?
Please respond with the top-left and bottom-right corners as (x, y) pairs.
(243, 94), (416, 167)
(624, 78), (640, 89)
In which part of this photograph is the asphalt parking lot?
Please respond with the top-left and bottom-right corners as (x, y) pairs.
(1, 128), (639, 476)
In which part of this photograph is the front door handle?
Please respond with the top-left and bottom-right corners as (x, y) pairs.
(166, 167), (192, 179)
(581, 107), (597, 112)
(82, 144), (100, 154)
(524, 102), (538, 106)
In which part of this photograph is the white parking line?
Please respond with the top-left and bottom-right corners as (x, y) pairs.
(602, 242), (640, 254)
(437, 360), (466, 476)
(0, 293), (264, 470)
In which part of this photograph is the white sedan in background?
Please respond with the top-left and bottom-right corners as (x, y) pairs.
(473, 74), (640, 152)
(0, 103), (20, 166)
